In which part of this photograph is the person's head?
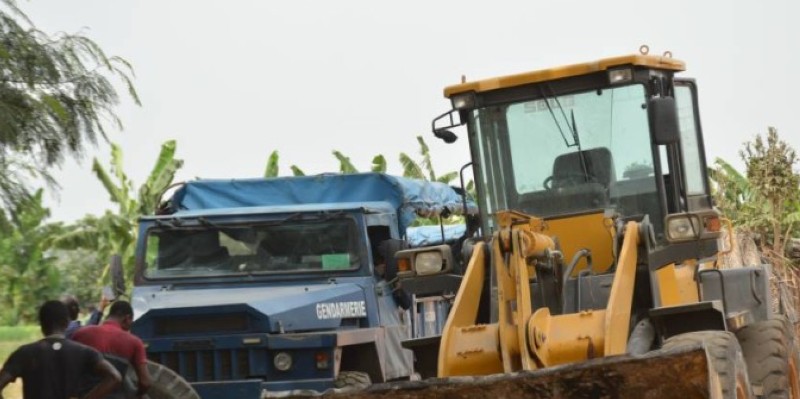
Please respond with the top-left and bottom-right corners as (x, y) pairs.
(39, 300), (70, 336)
(107, 300), (134, 330)
(60, 294), (80, 321)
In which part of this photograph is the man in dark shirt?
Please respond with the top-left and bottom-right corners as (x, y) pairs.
(0, 300), (121, 399)
(73, 301), (151, 398)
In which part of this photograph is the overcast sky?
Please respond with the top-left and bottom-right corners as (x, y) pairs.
(19, 0), (800, 222)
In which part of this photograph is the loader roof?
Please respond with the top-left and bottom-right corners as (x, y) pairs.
(444, 54), (685, 97)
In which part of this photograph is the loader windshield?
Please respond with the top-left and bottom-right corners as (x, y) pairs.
(470, 84), (661, 225)
(143, 215), (361, 279)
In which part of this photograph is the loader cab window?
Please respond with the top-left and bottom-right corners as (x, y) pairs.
(470, 84), (661, 227)
(675, 84), (706, 197)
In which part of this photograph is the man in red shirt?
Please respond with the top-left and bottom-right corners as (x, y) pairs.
(73, 300), (151, 398)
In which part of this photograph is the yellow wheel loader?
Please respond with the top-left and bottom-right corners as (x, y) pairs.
(346, 49), (800, 398)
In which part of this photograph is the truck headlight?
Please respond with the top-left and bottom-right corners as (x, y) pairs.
(274, 352), (292, 371)
(394, 245), (455, 278)
(665, 211), (722, 243)
(415, 252), (444, 276)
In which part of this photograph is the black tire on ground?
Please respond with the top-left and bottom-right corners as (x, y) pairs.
(127, 360), (200, 399)
(334, 371), (371, 391)
(736, 316), (800, 399)
(663, 331), (753, 399)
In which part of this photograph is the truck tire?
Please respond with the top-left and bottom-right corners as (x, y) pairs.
(736, 317), (800, 398)
(128, 360), (200, 399)
(334, 371), (371, 391)
(663, 331), (753, 399)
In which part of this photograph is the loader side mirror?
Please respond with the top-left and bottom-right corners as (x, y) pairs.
(434, 129), (458, 144)
(648, 96), (680, 145)
(109, 254), (126, 298)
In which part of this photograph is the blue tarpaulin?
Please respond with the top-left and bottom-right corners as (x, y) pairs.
(406, 224), (467, 247)
(168, 173), (476, 233)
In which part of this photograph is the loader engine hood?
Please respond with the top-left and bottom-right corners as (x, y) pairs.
(131, 282), (371, 338)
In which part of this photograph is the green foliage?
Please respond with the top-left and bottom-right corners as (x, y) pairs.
(332, 150), (358, 174)
(290, 165), (305, 176)
(264, 150), (279, 178)
(0, 325), (38, 342)
(371, 155), (386, 173)
(52, 248), (104, 309)
(709, 157), (753, 223)
(400, 136), (460, 184)
(0, 190), (63, 324)
(715, 128), (800, 267)
(738, 128), (800, 259)
(52, 141), (183, 290)
(0, 0), (138, 211)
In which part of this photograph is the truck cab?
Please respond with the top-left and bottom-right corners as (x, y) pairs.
(128, 173), (474, 398)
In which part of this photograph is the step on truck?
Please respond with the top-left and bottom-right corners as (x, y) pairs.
(118, 173), (476, 398)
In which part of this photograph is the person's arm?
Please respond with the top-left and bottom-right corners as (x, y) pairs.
(132, 342), (151, 398)
(88, 297), (110, 326)
(133, 362), (151, 398)
(82, 358), (121, 399)
(0, 370), (16, 399)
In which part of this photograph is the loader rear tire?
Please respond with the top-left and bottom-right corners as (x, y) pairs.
(736, 317), (800, 398)
(128, 360), (200, 399)
(334, 371), (371, 392)
(663, 331), (753, 399)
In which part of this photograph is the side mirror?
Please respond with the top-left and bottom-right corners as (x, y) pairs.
(109, 255), (126, 298)
(434, 129), (458, 144)
(648, 96), (680, 145)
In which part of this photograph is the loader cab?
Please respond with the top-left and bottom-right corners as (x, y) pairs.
(434, 54), (715, 246)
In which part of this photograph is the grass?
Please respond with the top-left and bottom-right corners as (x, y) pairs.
(0, 325), (39, 399)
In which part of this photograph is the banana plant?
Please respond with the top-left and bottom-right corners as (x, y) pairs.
(264, 150), (280, 178)
(0, 190), (63, 323)
(400, 136), (459, 184)
(52, 140), (183, 289)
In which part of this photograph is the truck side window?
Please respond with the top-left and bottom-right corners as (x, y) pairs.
(368, 226), (391, 278)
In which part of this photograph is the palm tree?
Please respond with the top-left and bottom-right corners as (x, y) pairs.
(0, 0), (139, 211)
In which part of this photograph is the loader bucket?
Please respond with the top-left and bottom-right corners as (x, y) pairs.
(327, 345), (716, 399)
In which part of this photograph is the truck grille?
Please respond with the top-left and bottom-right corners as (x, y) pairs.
(150, 349), (265, 382)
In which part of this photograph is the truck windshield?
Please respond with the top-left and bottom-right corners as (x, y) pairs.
(470, 84), (661, 227)
(143, 216), (361, 279)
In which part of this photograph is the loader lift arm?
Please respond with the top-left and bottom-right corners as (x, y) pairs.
(438, 211), (642, 376)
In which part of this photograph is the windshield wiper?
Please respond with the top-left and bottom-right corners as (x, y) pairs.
(539, 86), (573, 147)
(538, 85), (591, 183)
(570, 109), (591, 183)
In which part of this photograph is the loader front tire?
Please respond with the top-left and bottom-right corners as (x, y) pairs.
(736, 317), (800, 398)
(663, 331), (752, 399)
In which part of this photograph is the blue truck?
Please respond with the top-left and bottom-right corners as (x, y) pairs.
(124, 173), (475, 398)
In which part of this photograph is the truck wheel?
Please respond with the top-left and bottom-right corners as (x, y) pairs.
(663, 331), (753, 399)
(128, 360), (200, 399)
(334, 371), (371, 391)
(736, 317), (800, 398)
